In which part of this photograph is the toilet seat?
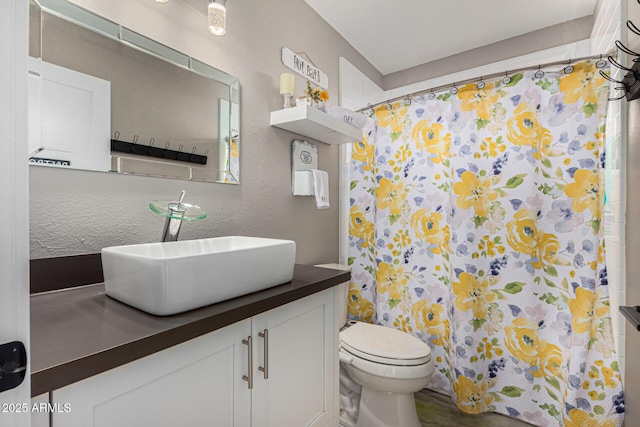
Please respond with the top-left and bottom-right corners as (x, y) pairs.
(340, 322), (431, 366)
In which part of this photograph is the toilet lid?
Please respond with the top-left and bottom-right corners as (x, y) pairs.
(339, 322), (431, 366)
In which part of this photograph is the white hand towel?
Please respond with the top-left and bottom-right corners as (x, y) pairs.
(311, 169), (330, 209)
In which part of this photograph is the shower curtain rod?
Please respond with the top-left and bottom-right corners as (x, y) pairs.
(359, 51), (618, 112)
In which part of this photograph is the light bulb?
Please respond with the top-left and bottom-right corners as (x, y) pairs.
(208, 0), (226, 36)
(154, 0), (169, 3)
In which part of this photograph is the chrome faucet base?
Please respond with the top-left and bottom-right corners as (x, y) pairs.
(161, 216), (184, 242)
(150, 190), (206, 242)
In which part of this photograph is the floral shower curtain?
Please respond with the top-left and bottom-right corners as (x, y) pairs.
(348, 60), (625, 426)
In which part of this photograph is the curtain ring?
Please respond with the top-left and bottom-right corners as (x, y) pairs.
(477, 78), (485, 89)
(534, 65), (544, 79)
(596, 54), (608, 69)
(114, 131), (120, 140)
(402, 95), (412, 106)
(132, 135), (139, 144)
(149, 138), (155, 147)
(427, 89), (436, 100)
(366, 103), (375, 116)
(564, 60), (574, 74)
(450, 83), (458, 95)
(385, 101), (392, 110)
(502, 72), (511, 85)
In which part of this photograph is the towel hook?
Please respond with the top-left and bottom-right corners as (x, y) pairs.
(615, 40), (640, 61)
(600, 71), (632, 101)
(628, 19), (640, 36)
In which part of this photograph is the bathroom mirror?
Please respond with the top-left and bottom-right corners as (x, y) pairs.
(28, 0), (240, 184)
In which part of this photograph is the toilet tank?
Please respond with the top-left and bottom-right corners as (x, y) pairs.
(315, 263), (350, 328)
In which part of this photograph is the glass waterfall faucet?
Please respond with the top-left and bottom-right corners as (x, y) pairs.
(149, 191), (206, 242)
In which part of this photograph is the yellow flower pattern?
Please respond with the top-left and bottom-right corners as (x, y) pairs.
(453, 272), (496, 319)
(453, 171), (499, 217)
(506, 102), (554, 159)
(453, 375), (493, 414)
(352, 136), (375, 171)
(412, 300), (450, 346)
(457, 82), (499, 120)
(376, 177), (407, 215)
(376, 262), (408, 300)
(565, 169), (601, 217)
(559, 61), (606, 105)
(348, 61), (622, 426)
(411, 121), (451, 163)
(347, 282), (374, 323)
(569, 286), (609, 337)
(349, 206), (374, 249)
(375, 102), (408, 135)
(410, 209), (450, 254)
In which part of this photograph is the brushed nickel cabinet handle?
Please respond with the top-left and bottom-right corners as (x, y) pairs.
(242, 335), (253, 389)
(258, 329), (269, 380)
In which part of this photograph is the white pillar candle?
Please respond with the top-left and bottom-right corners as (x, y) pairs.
(280, 73), (295, 95)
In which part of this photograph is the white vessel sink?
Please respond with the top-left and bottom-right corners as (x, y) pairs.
(102, 236), (296, 316)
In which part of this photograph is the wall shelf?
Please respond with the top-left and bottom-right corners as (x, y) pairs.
(270, 104), (362, 145)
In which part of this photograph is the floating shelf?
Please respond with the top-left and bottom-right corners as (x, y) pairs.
(270, 104), (362, 145)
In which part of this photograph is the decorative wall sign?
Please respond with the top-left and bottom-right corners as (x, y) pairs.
(281, 47), (328, 89)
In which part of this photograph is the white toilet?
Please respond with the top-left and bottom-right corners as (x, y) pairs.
(316, 264), (434, 427)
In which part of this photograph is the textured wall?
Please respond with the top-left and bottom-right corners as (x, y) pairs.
(29, 0), (382, 263)
(382, 16), (594, 91)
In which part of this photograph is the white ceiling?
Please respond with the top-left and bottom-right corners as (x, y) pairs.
(304, 0), (598, 75)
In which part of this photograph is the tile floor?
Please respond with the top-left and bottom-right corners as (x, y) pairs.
(415, 389), (535, 427)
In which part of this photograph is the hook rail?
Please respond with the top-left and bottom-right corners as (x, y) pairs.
(111, 133), (208, 165)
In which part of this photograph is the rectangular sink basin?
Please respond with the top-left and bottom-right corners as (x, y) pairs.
(102, 236), (296, 316)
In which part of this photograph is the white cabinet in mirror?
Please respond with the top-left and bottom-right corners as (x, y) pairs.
(29, 0), (240, 184)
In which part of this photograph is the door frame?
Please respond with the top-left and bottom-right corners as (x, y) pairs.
(0, 0), (31, 425)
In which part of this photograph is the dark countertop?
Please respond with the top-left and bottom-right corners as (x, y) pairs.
(30, 264), (349, 397)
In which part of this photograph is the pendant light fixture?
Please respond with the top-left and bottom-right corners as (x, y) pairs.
(208, 0), (227, 36)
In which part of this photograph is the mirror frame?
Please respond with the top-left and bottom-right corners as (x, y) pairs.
(32, 0), (241, 184)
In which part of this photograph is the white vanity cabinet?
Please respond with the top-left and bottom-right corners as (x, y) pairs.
(251, 288), (337, 427)
(51, 319), (252, 427)
(50, 288), (337, 427)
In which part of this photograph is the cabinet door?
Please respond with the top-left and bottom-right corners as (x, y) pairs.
(31, 394), (49, 427)
(251, 289), (338, 427)
(52, 319), (252, 427)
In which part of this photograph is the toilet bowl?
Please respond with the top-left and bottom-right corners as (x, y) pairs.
(315, 264), (434, 427)
(340, 321), (434, 427)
